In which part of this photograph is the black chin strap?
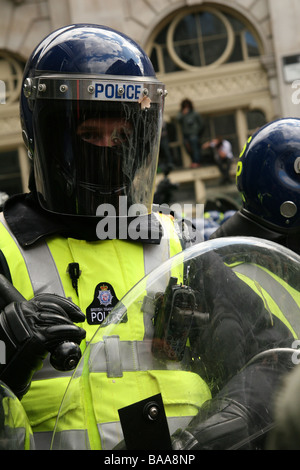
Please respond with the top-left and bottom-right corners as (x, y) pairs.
(211, 210), (286, 243)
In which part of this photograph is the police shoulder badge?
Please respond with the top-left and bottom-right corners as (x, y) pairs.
(86, 282), (126, 325)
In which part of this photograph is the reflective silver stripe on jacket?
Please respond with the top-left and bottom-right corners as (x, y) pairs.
(35, 429), (90, 451)
(90, 337), (185, 376)
(233, 263), (300, 336)
(0, 213), (65, 297)
(0, 214), (68, 381)
(51, 416), (192, 450)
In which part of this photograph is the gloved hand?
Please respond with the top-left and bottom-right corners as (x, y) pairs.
(171, 398), (255, 450)
(0, 275), (86, 399)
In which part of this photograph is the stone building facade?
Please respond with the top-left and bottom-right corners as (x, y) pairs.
(0, 0), (300, 195)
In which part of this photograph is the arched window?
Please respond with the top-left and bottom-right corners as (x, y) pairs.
(0, 52), (26, 196)
(0, 51), (24, 104)
(150, 7), (262, 74)
(246, 109), (267, 135)
(149, 6), (269, 173)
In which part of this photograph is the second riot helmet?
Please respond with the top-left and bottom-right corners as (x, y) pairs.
(237, 117), (300, 231)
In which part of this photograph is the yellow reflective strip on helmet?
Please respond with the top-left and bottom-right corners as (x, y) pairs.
(237, 135), (252, 184)
(239, 135), (252, 159)
(236, 160), (243, 184)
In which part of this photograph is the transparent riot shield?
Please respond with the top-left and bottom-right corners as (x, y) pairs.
(51, 237), (300, 450)
(0, 381), (34, 450)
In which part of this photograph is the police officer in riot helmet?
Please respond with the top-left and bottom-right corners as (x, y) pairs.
(0, 22), (167, 414)
(210, 117), (300, 255)
(0, 23), (184, 450)
(18, 24), (165, 235)
(0, 23), (296, 452)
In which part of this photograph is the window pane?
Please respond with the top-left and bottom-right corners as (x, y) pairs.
(227, 15), (245, 32)
(246, 110), (267, 130)
(0, 176), (22, 196)
(174, 15), (197, 41)
(214, 114), (236, 135)
(0, 150), (22, 196)
(0, 150), (19, 173)
(162, 46), (181, 72)
(150, 48), (159, 71)
(155, 26), (168, 45)
(245, 31), (259, 57)
(203, 38), (227, 64)
(227, 34), (243, 62)
(199, 12), (226, 36)
(174, 42), (202, 67)
(166, 122), (178, 142)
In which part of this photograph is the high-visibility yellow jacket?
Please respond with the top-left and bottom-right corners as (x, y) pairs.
(0, 381), (34, 450)
(51, 256), (300, 450)
(231, 262), (300, 339)
(0, 212), (211, 450)
(2, 209), (299, 450)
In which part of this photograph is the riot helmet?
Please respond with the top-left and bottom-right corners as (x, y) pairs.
(237, 118), (300, 231)
(20, 24), (167, 217)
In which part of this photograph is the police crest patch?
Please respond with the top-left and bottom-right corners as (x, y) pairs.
(86, 282), (126, 325)
(97, 285), (113, 306)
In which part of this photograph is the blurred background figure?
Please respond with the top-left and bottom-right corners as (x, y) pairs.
(154, 121), (178, 204)
(176, 99), (204, 168)
(157, 121), (174, 175)
(202, 137), (234, 185)
(153, 176), (178, 205)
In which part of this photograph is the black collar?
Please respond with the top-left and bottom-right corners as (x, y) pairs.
(3, 193), (163, 247)
(210, 210), (300, 255)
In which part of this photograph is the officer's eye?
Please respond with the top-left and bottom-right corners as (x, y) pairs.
(80, 131), (99, 142)
(111, 128), (129, 145)
(77, 128), (105, 146)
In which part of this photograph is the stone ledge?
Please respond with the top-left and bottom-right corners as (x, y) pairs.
(155, 163), (237, 203)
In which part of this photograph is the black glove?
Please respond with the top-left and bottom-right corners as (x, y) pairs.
(0, 275), (86, 399)
(171, 398), (255, 450)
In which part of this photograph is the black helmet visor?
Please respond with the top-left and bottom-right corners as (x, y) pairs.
(31, 77), (165, 216)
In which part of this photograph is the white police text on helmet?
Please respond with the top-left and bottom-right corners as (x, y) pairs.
(94, 82), (142, 101)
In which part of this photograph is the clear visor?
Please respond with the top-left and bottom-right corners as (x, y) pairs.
(51, 237), (300, 450)
(32, 77), (165, 217)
